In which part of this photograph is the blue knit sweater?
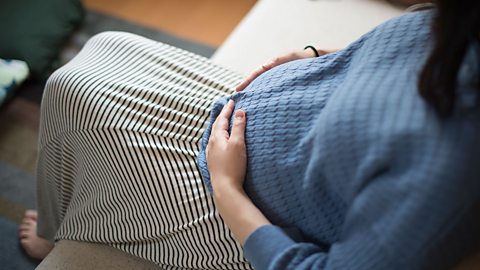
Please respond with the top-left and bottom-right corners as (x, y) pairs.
(198, 10), (480, 270)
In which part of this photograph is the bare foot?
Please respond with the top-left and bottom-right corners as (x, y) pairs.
(18, 210), (54, 260)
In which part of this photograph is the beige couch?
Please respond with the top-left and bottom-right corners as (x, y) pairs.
(211, 0), (403, 75)
(37, 1), (480, 269)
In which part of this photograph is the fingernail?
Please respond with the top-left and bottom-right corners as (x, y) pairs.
(235, 110), (244, 119)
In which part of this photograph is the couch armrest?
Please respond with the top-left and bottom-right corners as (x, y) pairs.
(211, 0), (403, 75)
(36, 240), (160, 270)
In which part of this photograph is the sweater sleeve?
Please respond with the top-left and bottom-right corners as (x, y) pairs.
(244, 225), (328, 269)
(243, 114), (480, 270)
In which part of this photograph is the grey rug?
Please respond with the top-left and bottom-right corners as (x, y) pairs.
(0, 161), (37, 270)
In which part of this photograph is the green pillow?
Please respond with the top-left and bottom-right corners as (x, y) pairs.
(0, 0), (85, 79)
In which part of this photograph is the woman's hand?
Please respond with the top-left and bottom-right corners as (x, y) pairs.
(206, 99), (270, 245)
(235, 48), (338, 92)
(206, 99), (247, 193)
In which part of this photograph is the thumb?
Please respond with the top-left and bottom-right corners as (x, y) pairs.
(230, 110), (246, 143)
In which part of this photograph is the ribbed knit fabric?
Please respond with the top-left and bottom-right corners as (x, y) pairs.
(198, 10), (480, 270)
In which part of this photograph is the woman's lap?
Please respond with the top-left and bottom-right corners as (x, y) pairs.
(37, 32), (251, 269)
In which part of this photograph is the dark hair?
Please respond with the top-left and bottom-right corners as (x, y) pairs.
(419, 0), (480, 117)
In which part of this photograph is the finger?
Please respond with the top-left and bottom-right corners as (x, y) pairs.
(24, 210), (37, 220)
(235, 78), (251, 92)
(236, 51), (309, 92)
(237, 54), (289, 92)
(236, 73), (257, 92)
(212, 100), (235, 134)
(19, 231), (29, 239)
(262, 58), (278, 69)
(236, 66), (266, 92)
(318, 48), (339, 55)
(22, 219), (34, 226)
(219, 99), (235, 119)
(25, 210), (37, 217)
(236, 53), (300, 92)
(269, 53), (300, 66)
(230, 110), (246, 144)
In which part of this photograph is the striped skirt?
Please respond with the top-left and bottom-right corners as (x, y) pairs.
(36, 31), (253, 269)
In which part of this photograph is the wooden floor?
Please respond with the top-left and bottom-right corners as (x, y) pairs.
(83, 0), (257, 47)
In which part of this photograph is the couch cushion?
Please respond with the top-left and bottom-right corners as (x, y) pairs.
(37, 240), (160, 270)
(0, 0), (84, 79)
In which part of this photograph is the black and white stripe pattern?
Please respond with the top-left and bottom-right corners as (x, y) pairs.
(36, 32), (252, 269)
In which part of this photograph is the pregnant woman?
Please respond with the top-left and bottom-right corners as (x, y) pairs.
(20, 0), (479, 269)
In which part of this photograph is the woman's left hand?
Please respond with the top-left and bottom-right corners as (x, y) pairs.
(206, 100), (271, 245)
(206, 99), (247, 193)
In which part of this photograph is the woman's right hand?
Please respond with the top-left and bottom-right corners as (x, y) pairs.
(235, 48), (337, 92)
